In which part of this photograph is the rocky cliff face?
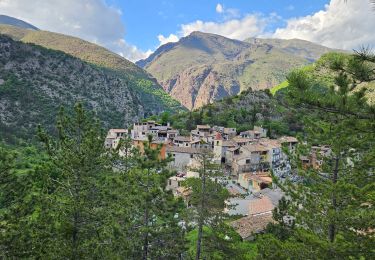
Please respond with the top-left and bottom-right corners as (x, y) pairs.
(138, 31), (334, 110)
(0, 22), (183, 114)
(0, 35), (143, 142)
(163, 65), (241, 109)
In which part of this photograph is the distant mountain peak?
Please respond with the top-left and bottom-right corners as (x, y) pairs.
(189, 31), (206, 36)
(0, 15), (39, 30)
(138, 31), (336, 110)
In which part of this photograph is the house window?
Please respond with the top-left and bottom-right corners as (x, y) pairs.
(216, 141), (219, 145)
(168, 180), (171, 185)
(190, 154), (194, 158)
(246, 159), (251, 164)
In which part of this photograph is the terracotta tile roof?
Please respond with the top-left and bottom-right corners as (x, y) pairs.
(214, 132), (223, 140)
(232, 136), (253, 143)
(240, 130), (253, 134)
(230, 213), (274, 239)
(259, 139), (281, 149)
(222, 140), (237, 147)
(166, 146), (204, 154)
(174, 136), (191, 142)
(249, 196), (274, 216)
(242, 143), (269, 152)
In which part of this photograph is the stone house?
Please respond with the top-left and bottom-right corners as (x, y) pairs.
(213, 133), (237, 163)
(237, 172), (272, 192)
(166, 146), (204, 171)
(105, 129), (128, 149)
(173, 136), (191, 147)
(230, 143), (270, 175)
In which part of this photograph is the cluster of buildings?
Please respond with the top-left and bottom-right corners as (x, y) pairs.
(105, 121), (302, 240)
(105, 121), (298, 176)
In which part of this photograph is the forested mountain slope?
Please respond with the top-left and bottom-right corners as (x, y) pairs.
(0, 35), (161, 142)
(0, 23), (183, 112)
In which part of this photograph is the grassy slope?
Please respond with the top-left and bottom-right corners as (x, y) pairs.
(0, 24), (183, 112)
(271, 53), (375, 103)
(271, 81), (288, 95)
(270, 65), (315, 95)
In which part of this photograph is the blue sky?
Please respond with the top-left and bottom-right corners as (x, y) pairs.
(1, 0), (374, 61)
(108, 0), (330, 51)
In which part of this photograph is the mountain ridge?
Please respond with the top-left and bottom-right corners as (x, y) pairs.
(138, 31), (335, 110)
(0, 22), (184, 113)
(0, 15), (39, 30)
(0, 35), (144, 142)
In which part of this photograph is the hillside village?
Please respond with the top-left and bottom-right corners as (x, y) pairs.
(1, 2), (374, 258)
(105, 121), (326, 239)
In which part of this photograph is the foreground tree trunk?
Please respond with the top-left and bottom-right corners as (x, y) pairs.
(195, 156), (206, 260)
(328, 156), (339, 243)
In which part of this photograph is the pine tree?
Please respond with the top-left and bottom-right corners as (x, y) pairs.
(183, 150), (235, 259)
(38, 103), (114, 258)
(123, 135), (186, 259)
(258, 51), (375, 258)
(0, 145), (57, 258)
(0, 145), (19, 257)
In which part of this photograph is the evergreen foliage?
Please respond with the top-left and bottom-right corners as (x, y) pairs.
(257, 49), (375, 259)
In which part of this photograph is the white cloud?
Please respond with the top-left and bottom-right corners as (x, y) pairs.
(157, 0), (374, 51)
(215, 3), (240, 20)
(273, 0), (375, 50)
(180, 15), (269, 40)
(157, 34), (179, 46)
(0, 0), (149, 61)
(216, 3), (224, 13)
(157, 14), (273, 46)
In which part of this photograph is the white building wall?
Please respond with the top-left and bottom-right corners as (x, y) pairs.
(168, 152), (194, 171)
(213, 140), (223, 162)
